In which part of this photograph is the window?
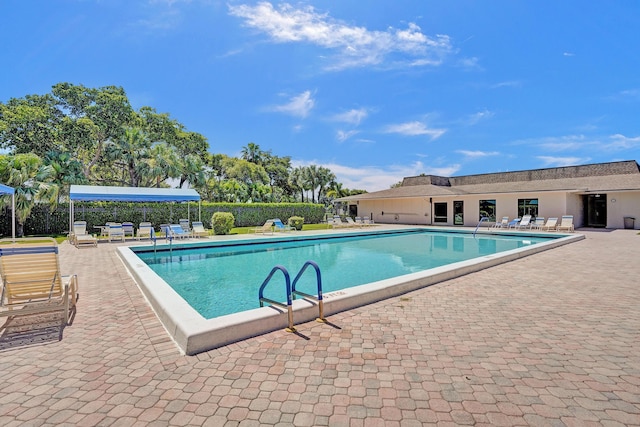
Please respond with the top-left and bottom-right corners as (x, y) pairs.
(479, 200), (496, 221)
(518, 199), (538, 218)
(433, 202), (448, 223)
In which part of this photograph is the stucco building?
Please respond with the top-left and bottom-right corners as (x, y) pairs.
(337, 160), (640, 229)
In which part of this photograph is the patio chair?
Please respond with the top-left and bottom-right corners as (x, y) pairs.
(107, 223), (125, 243)
(556, 215), (574, 232)
(491, 217), (509, 229)
(272, 218), (292, 232)
(169, 224), (191, 239)
(507, 218), (521, 229)
(137, 222), (153, 240)
(122, 222), (135, 239)
(517, 215), (533, 229)
(0, 237), (79, 325)
(540, 217), (558, 231)
(345, 217), (362, 227)
(191, 221), (209, 238)
(179, 219), (191, 234)
(253, 220), (274, 234)
(330, 217), (350, 228)
(530, 217), (545, 230)
(68, 220), (88, 245)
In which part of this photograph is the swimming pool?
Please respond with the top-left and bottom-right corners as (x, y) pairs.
(135, 230), (553, 319)
(117, 227), (583, 355)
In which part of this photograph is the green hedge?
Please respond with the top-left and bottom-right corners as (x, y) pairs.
(0, 201), (325, 236)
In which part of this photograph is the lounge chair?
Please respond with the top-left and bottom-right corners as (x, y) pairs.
(272, 218), (292, 232)
(556, 215), (574, 232)
(363, 218), (376, 226)
(507, 218), (521, 229)
(491, 217), (509, 229)
(345, 217), (362, 227)
(68, 220), (87, 245)
(517, 215), (533, 229)
(530, 217), (545, 230)
(540, 217), (558, 231)
(74, 234), (97, 248)
(191, 221), (209, 238)
(122, 222), (135, 239)
(107, 223), (125, 243)
(179, 219), (191, 234)
(0, 237), (79, 325)
(330, 217), (350, 228)
(253, 220), (274, 234)
(169, 224), (191, 239)
(137, 222), (153, 240)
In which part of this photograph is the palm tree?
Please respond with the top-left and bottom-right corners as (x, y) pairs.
(0, 153), (55, 236)
(316, 166), (336, 203)
(288, 167), (306, 202)
(240, 142), (263, 164)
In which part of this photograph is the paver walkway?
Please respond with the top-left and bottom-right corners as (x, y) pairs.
(0, 229), (639, 426)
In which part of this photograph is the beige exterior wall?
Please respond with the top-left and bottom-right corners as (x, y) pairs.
(605, 191), (640, 229)
(350, 190), (640, 229)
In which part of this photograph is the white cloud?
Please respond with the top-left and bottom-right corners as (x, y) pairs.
(336, 130), (359, 142)
(563, 52), (575, 57)
(383, 121), (446, 140)
(456, 150), (500, 159)
(331, 108), (369, 125)
(292, 159), (460, 191)
(605, 134), (640, 150)
(536, 156), (591, 167)
(229, 2), (453, 71)
(269, 90), (315, 118)
(466, 108), (494, 125)
(491, 80), (522, 89)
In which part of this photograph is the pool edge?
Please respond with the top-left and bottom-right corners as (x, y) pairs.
(117, 230), (584, 355)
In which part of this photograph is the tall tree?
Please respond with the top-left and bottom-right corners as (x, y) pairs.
(240, 142), (264, 164)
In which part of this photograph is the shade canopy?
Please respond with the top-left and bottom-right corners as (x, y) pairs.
(69, 185), (200, 202)
(0, 184), (15, 195)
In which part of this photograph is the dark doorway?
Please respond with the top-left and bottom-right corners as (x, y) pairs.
(433, 202), (448, 223)
(453, 201), (464, 225)
(584, 194), (607, 227)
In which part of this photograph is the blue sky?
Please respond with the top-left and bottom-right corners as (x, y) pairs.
(2, 1), (639, 191)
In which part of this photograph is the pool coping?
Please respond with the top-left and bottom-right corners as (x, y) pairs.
(116, 228), (584, 355)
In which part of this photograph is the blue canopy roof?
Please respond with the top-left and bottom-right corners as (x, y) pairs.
(69, 185), (200, 202)
(0, 184), (15, 195)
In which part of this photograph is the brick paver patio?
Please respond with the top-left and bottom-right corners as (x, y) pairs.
(1, 229), (639, 426)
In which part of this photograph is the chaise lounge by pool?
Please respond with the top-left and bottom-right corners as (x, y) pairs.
(117, 227), (583, 355)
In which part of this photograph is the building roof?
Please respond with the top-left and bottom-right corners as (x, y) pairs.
(338, 160), (640, 201)
(69, 185), (200, 202)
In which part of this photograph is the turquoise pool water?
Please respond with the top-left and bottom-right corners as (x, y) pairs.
(135, 230), (554, 319)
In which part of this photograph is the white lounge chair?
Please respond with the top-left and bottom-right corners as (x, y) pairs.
(540, 217), (558, 231)
(122, 222), (135, 239)
(137, 222), (153, 240)
(507, 218), (521, 229)
(517, 215), (533, 229)
(492, 217), (509, 229)
(191, 221), (209, 238)
(107, 223), (125, 242)
(179, 219), (191, 234)
(556, 215), (574, 232)
(530, 217), (545, 230)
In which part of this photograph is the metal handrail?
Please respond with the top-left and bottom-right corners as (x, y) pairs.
(258, 265), (295, 332)
(474, 217), (490, 238)
(291, 260), (326, 322)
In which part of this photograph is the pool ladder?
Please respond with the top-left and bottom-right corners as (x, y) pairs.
(473, 217), (490, 238)
(258, 260), (325, 333)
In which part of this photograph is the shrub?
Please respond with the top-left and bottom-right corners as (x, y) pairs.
(212, 212), (235, 235)
(288, 216), (304, 231)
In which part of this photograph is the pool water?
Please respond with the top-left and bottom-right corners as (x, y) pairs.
(135, 230), (553, 319)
